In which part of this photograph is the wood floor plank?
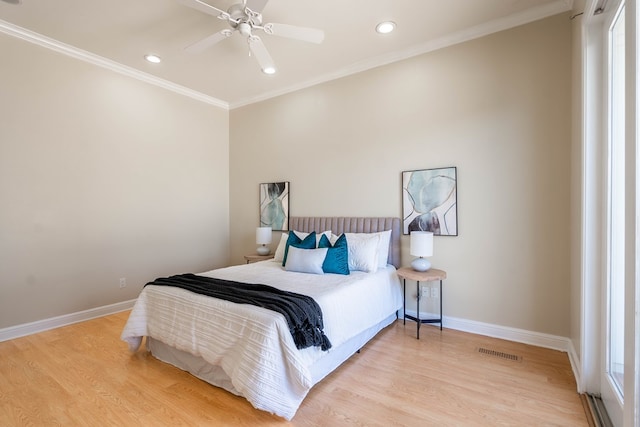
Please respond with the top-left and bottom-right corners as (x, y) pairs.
(0, 311), (590, 426)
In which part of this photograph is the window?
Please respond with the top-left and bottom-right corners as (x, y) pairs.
(607, 1), (625, 399)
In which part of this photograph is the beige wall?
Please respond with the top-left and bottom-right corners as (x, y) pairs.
(0, 34), (230, 328)
(0, 12), (574, 338)
(230, 14), (572, 336)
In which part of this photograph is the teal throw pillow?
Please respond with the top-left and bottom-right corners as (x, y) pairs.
(282, 231), (317, 266)
(318, 234), (349, 275)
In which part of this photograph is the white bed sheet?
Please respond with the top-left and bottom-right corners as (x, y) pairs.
(121, 260), (402, 420)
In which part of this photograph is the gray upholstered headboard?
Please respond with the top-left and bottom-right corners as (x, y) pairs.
(288, 217), (401, 268)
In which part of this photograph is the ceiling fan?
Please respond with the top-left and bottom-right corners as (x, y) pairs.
(178, 0), (325, 74)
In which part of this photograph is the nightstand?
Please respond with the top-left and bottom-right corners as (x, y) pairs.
(243, 254), (274, 264)
(396, 266), (447, 339)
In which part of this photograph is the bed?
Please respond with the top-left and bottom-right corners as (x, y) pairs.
(121, 216), (402, 420)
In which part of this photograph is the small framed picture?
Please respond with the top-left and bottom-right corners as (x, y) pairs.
(402, 167), (457, 236)
(259, 182), (289, 231)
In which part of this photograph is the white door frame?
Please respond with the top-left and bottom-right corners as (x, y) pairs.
(581, 0), (640, 425)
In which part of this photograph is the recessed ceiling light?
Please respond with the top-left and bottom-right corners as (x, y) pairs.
(375, 21), (396, 34)
(144, 54), (162, 64)
(262, 67), (276, 75)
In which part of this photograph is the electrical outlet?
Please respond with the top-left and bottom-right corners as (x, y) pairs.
(421, 286), (429, 298)
(431, 287), (438, 298)
(119, 278), (127, 288)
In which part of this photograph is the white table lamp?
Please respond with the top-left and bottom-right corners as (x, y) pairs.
(256, 227), (272, 255)
(410, 231), (433, 271)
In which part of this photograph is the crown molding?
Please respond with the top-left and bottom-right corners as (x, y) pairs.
(0, 19), (229, 110)
(0, 0), (573, 110)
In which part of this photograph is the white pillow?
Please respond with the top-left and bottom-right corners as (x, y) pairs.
(374, 230), (392, 267)
(343, 230), (392, 268)
(284, 246), (328, 275)
(273, 233), (289, 262)
(344, 233), (381, 273)
(273, 230), (331, 263)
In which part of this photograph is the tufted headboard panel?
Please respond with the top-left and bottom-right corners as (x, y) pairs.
(288, 217), (401, 268)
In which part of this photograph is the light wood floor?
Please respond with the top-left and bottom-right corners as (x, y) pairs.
(0, 311), (591, 426)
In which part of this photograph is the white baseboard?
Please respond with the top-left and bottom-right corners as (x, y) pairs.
(566, 339), (584, 393)
(399, 310), (582, 393)
(3, 302), (582, 389)
(402, 309), (572, 352)
(441, 313), (581, 393)
(0, 299), (136, 342)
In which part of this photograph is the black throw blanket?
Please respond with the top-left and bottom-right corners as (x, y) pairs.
(145, 273), (332, 351)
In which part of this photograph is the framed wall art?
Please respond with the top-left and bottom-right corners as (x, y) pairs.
(402, 167), (457, 236)
(259, 181), (289, 231)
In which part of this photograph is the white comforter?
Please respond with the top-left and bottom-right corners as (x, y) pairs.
(121, 260), (402, 420)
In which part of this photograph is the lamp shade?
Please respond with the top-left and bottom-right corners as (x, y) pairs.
(410, 231), (433, 257)
(256, 227), (272, 245)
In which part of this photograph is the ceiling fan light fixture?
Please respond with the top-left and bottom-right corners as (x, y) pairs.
(178, 0), (324, 74)
(238, 22), (252, 37)
(375, 21), (396, 34)
(144, 54), (162, 64)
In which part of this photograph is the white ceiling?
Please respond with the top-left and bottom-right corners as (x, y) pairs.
(0, 0), (572, 108)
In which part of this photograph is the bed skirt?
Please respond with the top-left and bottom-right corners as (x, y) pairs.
(146, 313), (398, 417)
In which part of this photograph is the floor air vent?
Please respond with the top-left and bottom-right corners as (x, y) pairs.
(477, 347), (522, 362)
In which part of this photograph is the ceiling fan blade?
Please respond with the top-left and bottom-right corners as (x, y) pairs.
(248, 36), (276, 74)
(177, 0), (231, 20)
(245, 0), (270, 13)
(185, 29), (233, 53)
(263, 23), (324, 44)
